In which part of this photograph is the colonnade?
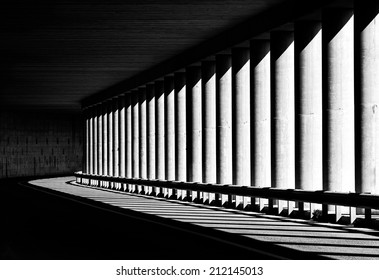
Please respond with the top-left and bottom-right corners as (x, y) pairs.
(82, 2), (379, 216)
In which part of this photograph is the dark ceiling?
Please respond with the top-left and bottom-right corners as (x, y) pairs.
(1, 0), (288, 112)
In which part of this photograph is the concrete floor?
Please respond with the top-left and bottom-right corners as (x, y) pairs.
(2, 176), (379, 259)
(0, 178), (267, 259)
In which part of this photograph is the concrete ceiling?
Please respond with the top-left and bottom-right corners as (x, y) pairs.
(1, 0), (288, 112)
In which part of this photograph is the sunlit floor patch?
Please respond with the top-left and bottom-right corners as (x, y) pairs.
(28, 176), (379, 260)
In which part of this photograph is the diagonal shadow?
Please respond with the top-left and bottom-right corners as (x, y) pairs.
(50, 179), (379, 258)
(22, 179), (336, 260)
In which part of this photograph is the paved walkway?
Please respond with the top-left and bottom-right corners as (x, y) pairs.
(28, 176), (379, 260)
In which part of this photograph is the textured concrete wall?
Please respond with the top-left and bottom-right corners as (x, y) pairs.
(0, 110), (82, 178)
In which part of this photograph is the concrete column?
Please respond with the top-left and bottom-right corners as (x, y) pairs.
(187, 66), (202, 202)
(102, 103), (108, 186)
(202, 61), (216, 204)
(147, 84), (156, 194)
(165, 76), (175, 198)
(119, 95), (126, 190)
(295, 22), (323, 216)
(251, 39), (271, 211)
(93, 105), (98, 180)
(356, 2), (379, 196)
(126, 91), (132, 190)
(232, 48), (251, 209)
(82, 110), (86, 181)
(139, 87), (148, 193)
(271, 31), (295, 215)
(84, 109), (90, 184)
(295, 22), (322, 190)
(113, 97), (119, 189)
(89, 107), (94, 184)
(156, 80), (165, 196)
(216, 54), (233, 206)
(174, 72), (187, 199)
(85, 108), (90, 175)
(132, 90), (140, 192)
(107, 100), (113, 188)
(97, 104), (103, 185)
(323, 9), (354, 220)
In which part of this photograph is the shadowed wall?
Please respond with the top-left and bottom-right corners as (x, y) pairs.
(0, 110), (82, 178)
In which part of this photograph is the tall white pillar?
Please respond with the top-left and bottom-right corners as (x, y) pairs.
(89, 107), (94, 184)
(147, 84), (156, 194)
(323, 9), (354, 219)
(119, 95), (126, 190)
(85, 108), (90, 175)
(295, 22), (322, 191)
(113, 97), (119, 189)
(174, 72), (187, 199)
(139, 87), (148, 193)
(156, 80), (165, 196)
(271, 31), (295, 215)
(232, 48), (251, 209)
(102, 103), (108, 186)
(93, 105), (98, 180)
(84, 109), (90, 185)
(202, 60), (216, 204)
(295, 22), (323, 215)
(97, 104), (103, 185)
(107, 100), (113, 187)
(126, 91), (132, 190)
(165, 76), (175, 198)
(251, 39), (271, 211)
(132, 90), (140, 191)
(357, 2), (379, 196)
(187, 66), (202, 202)
(216, 54), (233, 206)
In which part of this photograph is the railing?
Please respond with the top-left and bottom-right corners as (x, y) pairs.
(74, 171), (378, 224)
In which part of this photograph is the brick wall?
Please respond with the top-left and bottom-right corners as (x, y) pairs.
(0, 110), (83, 178)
